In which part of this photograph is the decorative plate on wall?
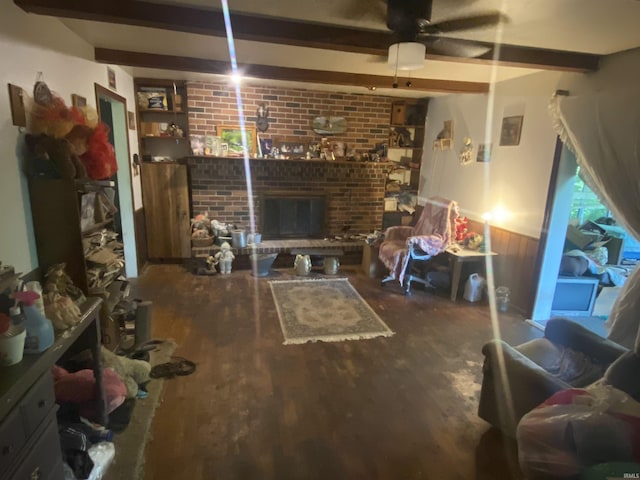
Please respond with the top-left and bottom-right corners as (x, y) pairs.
(312, 116), (347, 135)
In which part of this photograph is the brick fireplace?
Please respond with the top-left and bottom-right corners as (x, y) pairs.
(187, 156), (388, 237)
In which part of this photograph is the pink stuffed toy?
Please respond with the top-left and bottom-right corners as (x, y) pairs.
(52, 365), (127, 419)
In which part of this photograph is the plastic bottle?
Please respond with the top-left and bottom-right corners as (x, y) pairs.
(9, 305), (26, 326)
(13, 291), (54, 354)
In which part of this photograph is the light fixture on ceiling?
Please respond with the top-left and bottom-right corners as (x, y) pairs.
(387, 42), (426, 71)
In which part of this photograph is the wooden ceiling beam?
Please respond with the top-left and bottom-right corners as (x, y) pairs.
(95, 48), (490, 95)
(16, 0), (600, 72)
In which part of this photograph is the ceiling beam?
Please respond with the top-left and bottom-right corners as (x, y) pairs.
(16, 0), (600, 72)
(95, 48), (490, 95)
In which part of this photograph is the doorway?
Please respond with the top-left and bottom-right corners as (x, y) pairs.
(95, 84), (138, 277)
(530, 140), (633, 335)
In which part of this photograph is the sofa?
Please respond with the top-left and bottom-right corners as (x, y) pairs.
(478, 317), (629, 437)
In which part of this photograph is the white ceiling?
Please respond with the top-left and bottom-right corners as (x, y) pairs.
(53, 0), (640, 97)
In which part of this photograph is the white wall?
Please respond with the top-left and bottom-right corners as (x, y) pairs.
(0, 3), (140, 274)
(420, 71), (574, 238)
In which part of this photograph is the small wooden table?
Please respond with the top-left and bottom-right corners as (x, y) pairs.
(446, 246), (497, 301)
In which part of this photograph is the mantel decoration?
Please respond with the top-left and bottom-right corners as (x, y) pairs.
(312, 115), (347, 135)
(218, 125), (257, 156)
(255, 103), (270, 132)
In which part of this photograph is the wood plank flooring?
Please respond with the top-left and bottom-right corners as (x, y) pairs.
(130, 264), (540, 480)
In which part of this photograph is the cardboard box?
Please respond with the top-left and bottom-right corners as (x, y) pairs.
(384, 197), (398, 211)
(565, 225), (593, 250)
(141, 122), (161, 137)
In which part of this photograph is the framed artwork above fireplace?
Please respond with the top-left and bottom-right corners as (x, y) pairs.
(218, 125), (257, 156)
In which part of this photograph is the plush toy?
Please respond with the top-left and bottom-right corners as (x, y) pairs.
(24, 134), (87, 179)
(100, 347), (151, 399)
(52, 365), (127, 417)
(215, 241), (235, 274)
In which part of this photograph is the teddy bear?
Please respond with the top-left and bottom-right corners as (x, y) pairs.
(24, 133), (88, 179)
(100, 347), (151, 399)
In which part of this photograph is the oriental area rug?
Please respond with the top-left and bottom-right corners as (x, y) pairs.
(269, 278), (394, 344)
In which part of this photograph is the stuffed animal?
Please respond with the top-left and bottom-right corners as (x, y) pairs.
(100, 347), (151, 399)
(24, 134), (87, 179)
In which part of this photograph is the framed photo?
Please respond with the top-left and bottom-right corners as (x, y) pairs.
(277, 141), (306, 157)
(127, 111), (136, 130)
(205, 135), (222, 156)
(259, 137), (274, 157)
(220, 143), (229, 155)
(107, 67), (116, 90)
(190, 135), (205, 156)
(71, 94), (87, 108)
(218, 125), (257, 156)
(308, 141), (321, 158)
(332, 141), (345, 157)
(477, 143), (492, 163)
(499, 115), (524, 146)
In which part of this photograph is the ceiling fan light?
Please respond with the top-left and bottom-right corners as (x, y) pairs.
(388, 42), (426, 71)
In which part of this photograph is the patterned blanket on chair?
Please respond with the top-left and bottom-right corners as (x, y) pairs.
(379, 197), (457, 285)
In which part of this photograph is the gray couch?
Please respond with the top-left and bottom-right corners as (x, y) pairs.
(478, 317), (630, 437)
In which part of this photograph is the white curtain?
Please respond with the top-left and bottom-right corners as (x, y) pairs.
(549, 88), (640, 351)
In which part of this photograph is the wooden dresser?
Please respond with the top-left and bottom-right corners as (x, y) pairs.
(0, 298), (105, 480)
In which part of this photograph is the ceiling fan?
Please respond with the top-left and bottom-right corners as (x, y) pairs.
(374, 0), (509, 70)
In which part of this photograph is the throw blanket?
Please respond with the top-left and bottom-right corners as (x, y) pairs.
(379, 197), (457, 285)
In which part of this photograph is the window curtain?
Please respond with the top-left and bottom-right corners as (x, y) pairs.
(549, 89), (640, 352)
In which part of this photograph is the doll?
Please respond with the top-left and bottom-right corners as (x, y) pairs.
(214, 242), (235, 274)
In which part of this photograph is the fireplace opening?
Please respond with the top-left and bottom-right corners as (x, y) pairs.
(261, 194), (327, 239)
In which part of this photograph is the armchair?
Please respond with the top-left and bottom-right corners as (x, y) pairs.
(378, 196), (458, 295)
(478, 317), (629, 437)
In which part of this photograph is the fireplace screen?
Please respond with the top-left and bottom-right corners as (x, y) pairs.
(261, 195), (326, 239)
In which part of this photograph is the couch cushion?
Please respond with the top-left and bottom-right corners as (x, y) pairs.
(516, 338), (604, 387)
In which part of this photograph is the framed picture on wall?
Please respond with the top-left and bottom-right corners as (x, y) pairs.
(477, 143), (492, 163)
(71, 94), (87, 108)
(127, 111), (136, 130)
(499, 115), (524, 146)
(218, 125), (257, 156)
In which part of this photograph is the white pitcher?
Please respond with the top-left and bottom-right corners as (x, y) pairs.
(294, 254), (311, 276)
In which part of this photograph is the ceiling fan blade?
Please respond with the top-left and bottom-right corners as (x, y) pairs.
(423, 37), (491, 58)
(422, 12), (508, 34)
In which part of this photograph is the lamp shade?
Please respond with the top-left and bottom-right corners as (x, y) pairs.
(388, 42), (426, 71)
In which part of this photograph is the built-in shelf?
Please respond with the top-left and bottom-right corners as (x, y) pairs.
(81, 219), (114, 236)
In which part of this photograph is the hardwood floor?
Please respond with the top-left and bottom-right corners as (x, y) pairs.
(131, 264), (539, 480)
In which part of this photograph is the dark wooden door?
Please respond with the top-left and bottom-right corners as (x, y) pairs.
(141, 163), (191, 259)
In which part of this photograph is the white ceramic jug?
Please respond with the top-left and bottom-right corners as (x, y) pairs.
(294, 254), (311, 276)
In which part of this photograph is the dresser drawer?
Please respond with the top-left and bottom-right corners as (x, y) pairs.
(0, 408), (27, 477)
(9, 416), (63, 480)
(20, 373), (55, 436)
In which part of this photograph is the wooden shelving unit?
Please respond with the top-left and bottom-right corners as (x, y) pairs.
(27, 178), (128, 349)
(134, 79), (190, 162)
(384, 99), (429, 228)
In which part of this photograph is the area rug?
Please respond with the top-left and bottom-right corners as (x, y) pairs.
(105, 339), (176, 480)
(269, 278), (394, 344)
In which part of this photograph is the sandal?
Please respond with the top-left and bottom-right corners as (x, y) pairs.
(150, 356), (196, 379)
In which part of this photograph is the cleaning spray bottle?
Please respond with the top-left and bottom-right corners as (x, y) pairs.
(13, 291), (54, 354)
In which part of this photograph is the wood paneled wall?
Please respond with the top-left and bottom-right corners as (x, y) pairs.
(468, 219), (540, 316)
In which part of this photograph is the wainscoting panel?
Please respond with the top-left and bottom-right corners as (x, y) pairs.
(468, 219), (540, 316)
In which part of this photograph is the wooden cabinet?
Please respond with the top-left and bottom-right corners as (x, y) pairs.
(0, 299), (105, 480)
(384, 99), (429, 227)
(141, 162), (191, 259)
(134, 79), (190, 162)
(28, 178), (127, 349)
